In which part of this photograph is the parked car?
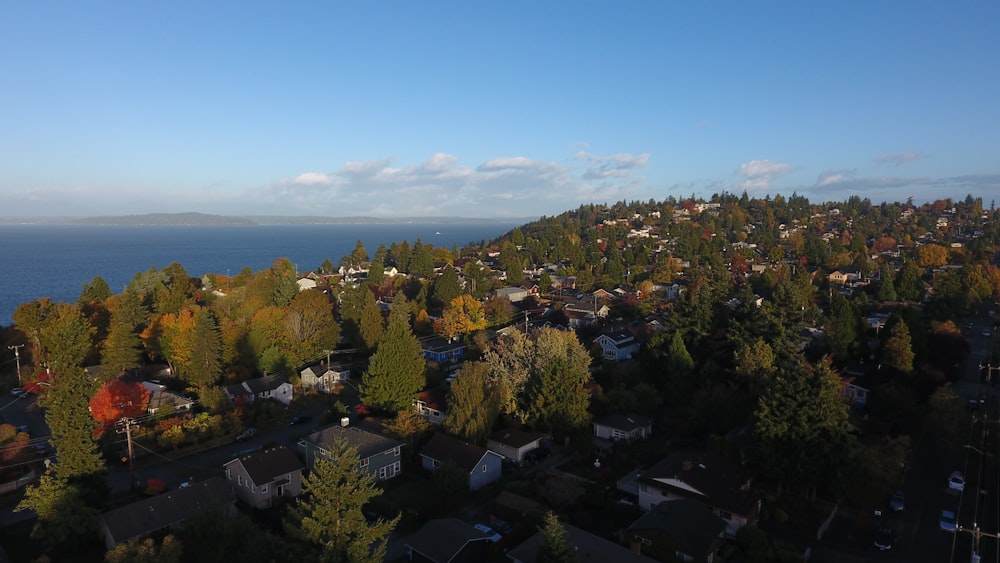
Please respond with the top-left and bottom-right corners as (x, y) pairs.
(474, 523), (502, 543)
(984, 329), (992, 338)
(889, 490), (905, 511)
(235, 427), (257, 442)
(948, 471), (966, 492)
(939, 510), (957, 532)
(874, 526), (896, 550)
(10, 387), (26, 398)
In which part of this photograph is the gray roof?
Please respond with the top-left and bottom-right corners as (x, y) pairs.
(594, 414), (652, 432)
(507, 521), (656, 563)
(489, 427), (545, 449)
(224, 445), (304, 486)
(100, 477), (235, 546)
(243, 373), (288, 394)
(303, 425), (402, 460)
(626, 499), (726, 559)
(404, 518), (490, 563)
(420, 432), (496, 473)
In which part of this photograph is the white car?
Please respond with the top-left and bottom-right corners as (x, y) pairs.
(948, 471), (966, 492)
(10, 387), (27, 398)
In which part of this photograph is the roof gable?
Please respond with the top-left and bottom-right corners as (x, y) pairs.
(303, 425), (402, 460)
(225, 445), (304, 486)
(420, 432), (495, 473)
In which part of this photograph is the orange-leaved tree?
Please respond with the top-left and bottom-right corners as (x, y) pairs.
(90, 379), (150, 427)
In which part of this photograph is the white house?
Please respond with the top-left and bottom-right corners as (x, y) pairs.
(593, 331), (640, 361)
(299, 362), (350, 393)
(140, 381), (194, 415)
(225, 374), (293, 406)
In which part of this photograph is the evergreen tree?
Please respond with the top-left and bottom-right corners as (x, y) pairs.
(880, 320), (915, 375)
(102, 313), (144, 375)
(77, 276), (112, 306)
(432, 266), (462, 308)
(285, 440), (399, 563)
(409, 239), (435, 277)
(444, 362), (498, 443)
(826, 292), (862, 364)
(360, 316), (425, 414)
(189, 309), (223, 388)
(537, 512), (575, 563)
(284, 289), (341, 365)
(895, 260), (924, 301)
(359, 293), (386, 351)
(526, 357), (591, 439)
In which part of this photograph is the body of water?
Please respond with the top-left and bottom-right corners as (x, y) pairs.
(0, 222), (518, 325)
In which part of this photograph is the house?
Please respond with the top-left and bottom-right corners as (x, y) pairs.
(626, 499), (727, 562)
(494, 286), (529, 303)
(419, 432), (503, 491)
(296, 278), (317, 291)
(140, 381), (194, 415)
(593, 331), (641, 361)
(416, 387), (449, 425)
(486, 428), (545, 464)
(506, 520), (655, 563)
(593, 414), (652, 444)
(636, 452), (760, 537)
(828, 269), (861, 286)
(225, 373), (293, 406)
(421, 337), (466, 363)
(839, 377), (870, 409)
(98, 477), (236, 549)
(405, 518), (492, 563)
(223, 445), (304, 510)
(298, 424), (403, 482)
(299, 362), (350, 393)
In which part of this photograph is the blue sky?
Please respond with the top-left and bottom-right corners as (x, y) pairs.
(2, 2), (998, 219)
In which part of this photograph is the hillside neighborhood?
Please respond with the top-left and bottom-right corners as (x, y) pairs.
(1, 193), (1000, 562)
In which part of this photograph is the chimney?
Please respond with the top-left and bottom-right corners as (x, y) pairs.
(340, 416), (350, 427)
(630, 538), (643, 555)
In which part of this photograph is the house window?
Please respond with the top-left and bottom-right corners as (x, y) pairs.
(391, 461), (400, 476)
(360, 457), (369, 468)
(379, 466), (388, 480)
(638, 537), (652, 546)
(612, 429), (628, 441)
(262, 484), (268, 494)
(238, 475), (243, 486)
(226, 468), (231, 480)
(482, 464), (488, 473)
(391, 446), (400, 457)
(433, 460), (440, 468)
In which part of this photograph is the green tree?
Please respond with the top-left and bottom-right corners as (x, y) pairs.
(826, 292), (863, 364)
(16, 473), (99, 554)
(360, 316), (425, 414)
(537, 512), (575, 563)
(189, 309), (223, 388)
(527, 357), (591, 439)
(182, 506), (287, 563)
(382, 409), (430, 460)
(432, 265), (462, 308)
(409, 239), (435, 278)
(876, 265), (897, 302)
(78, 276), (112, 306)
(285, 289), (341, 365)
(285, 440), (399, 563)
(359, 292), (386, 351)
(102, 305), (145, 375)
(880, 320), (914, 375)
(444, 362), (498, 443)
(896, 260), (924, 301)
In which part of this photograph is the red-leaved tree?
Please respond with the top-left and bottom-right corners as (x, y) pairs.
(90, 379), (150, 426)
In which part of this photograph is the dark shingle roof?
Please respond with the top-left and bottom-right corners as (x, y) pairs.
(627, 499), (726, 559)
(225, 445), (303, 486)
(489, 427), (544, 449)
(638, 451), (758, 516)
(243, 373), (288, 394)
(100, 477), (235, 546)
(594, 413), (652, 432)
(507, 520), (656, 563)
(404, 518), (490, 563)
(420, 432), (492, 473)
(303, 425), (402, 460)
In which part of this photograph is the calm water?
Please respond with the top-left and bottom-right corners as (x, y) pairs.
(0, 223), (517, 325)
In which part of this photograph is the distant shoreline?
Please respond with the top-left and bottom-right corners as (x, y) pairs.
(0, 212), (537, 227)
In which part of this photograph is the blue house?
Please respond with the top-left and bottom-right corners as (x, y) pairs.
(421, 337), (466, 363)
(419, 432), (502, 491)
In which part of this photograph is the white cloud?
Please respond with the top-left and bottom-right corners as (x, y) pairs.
(734, 159), (792, 192)
(817, 169), (856, 186)
(293, 172), (332, 185)
(873, 152), (926, 168)
(575, 151), (650, 180)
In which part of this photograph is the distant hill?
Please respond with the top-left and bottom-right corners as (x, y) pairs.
(73, 213), (257, 226)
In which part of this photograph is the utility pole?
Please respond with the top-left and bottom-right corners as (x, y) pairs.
(116, 402), (138, 491)
(7, 344), (24, 385)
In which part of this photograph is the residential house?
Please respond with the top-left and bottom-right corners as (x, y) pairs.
(839, 377), (870, 409)
(416, 387), (448, 426)
(636, 452), (760, 537)
(299, 361), (350, 393)
(626, 499), (727, 562)
(296, 277), (317, 291)
(405, 518), (492, 563)
(225, 373), (293, 406)
(98, 477), (236, 549)
(141, 381), (194, 415)
(419, 432), (503, 491)
(494, 286), (529, 303)
(507, 520), (655, 563)
(593, 331), (641, 361)
(828, 269), (861, 286)
(593, 414), (652, 444)
(223, 445), (304, 510)
(486, 428), (545, 465)
(421, 337), (466, 363)
(299, 424), (403, 482)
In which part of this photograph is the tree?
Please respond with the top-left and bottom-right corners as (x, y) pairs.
(284, 289), (341, 365)
(527, 357), (591, 439)
(16, 473), (99, 553)
(382, 409), (430, 460)
(78, 276), (112, 306)
(896, 260), (924, 301)
(360, 316), (425, 414)
(880, 320), (914, 375)
(285, 440), (399, 563)
(105, 535), (183, 563)
(875, 264), (897, 302)
(102, 307), (145, 375)
(431, 265), (462, 308)
(439, 294), (487, 341)
(359, 292), (386, 351)
(444, 362), (498, 443)
(826, 292), (863, 364)
(90, 379), (150, 427)
(537, 512), (575, 563)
